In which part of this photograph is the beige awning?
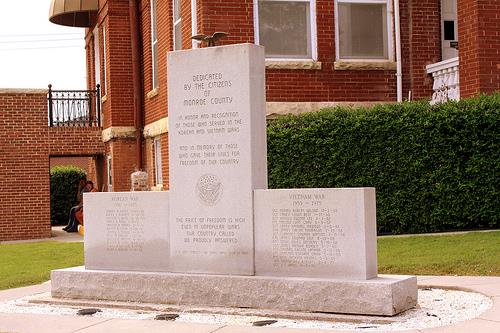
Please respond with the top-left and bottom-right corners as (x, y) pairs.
(49, 0), (98, 27)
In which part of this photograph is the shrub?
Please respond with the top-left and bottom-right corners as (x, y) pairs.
(50, 166), (86, 226)
(267, 94), (500, 234)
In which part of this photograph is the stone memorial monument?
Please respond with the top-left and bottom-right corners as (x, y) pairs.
(51, 43), (417, 316)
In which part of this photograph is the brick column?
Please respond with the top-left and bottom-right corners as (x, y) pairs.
(458, 0), (500, 97)
(408, 0), (441, 99)
(0, 91), (51, 241)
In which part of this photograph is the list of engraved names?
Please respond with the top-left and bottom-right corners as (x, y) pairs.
(272, 193), (345, 268)
(105, 195), (145, 252)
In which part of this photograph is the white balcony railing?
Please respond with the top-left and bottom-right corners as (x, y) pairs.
(426, 57), (460, 105)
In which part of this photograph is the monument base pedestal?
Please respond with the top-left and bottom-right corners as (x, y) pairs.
(51, 267), (417, 316)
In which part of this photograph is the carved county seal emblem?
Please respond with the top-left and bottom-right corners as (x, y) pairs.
(196, 173), (223, 206)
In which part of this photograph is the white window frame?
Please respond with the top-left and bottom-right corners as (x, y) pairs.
(153, 137), (163, 186)
(191, 0), (198, 49)
(253, 0), (318, 61)
(151, 0), (159, 88)
(102, 24), (108, 95)
(93, 27), (100, 88)
(173, 0), (182, 50)
(334, 0), (394, 62)
(106, 155), (113, 192)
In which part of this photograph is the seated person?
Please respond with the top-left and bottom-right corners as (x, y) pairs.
(64, 180), (97, 232)
(62, 178), (86, 232)
(74, 181), (98, 227)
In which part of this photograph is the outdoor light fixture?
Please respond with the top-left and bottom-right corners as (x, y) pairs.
(49, 0), (98, 28)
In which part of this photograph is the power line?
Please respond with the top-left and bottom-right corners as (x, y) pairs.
(0, 33), (82, 38)
(0, 38), (82, 44)
(0, 45), (83, 51)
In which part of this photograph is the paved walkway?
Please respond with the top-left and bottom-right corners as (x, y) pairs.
(0, 276), (499, 333)
(0, 227), (83, 245)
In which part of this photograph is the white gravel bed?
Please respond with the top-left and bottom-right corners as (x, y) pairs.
(0, 288), (492, 331)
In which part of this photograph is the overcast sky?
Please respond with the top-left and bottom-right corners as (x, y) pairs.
(0, 0), (86, 89)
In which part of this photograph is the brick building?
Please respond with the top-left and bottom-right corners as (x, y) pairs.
(48, 0), (499, 193)
(0, 89), (104, 241)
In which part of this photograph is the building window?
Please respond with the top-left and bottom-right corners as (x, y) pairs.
(93, 27), (100, 88)
(255, 0), (317, 59)
(102, 24), (108, 95)
(335, 0), (392, 60)
(151, 0), (159, 88)
(173, 0), (182, 50)
(106, 155), (113, 192)
(153, 137), (163, 186)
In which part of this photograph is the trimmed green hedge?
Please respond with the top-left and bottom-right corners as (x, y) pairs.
(267, 94), (500, 234)
(50, 166), (86, 226)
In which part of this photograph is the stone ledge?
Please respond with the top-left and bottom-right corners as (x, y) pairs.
(143, 117), (168, 138)
(0, 88), (48, 94)
(51, 267), (417, 316)
(334, 61), (397, 71)
(265, 60), (322, 70)
(101, 126), (136, 143)
(147, 88), (159, 99)
(266, 101), (382, 118)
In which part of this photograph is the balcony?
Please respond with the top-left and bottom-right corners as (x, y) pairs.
(426, 57), (460, 105)
(48, 84), (101, 127)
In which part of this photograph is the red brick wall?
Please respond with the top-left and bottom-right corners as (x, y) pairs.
(458, 0), (500, 97)
(141, 0), (171, 126)
(0, 91), (50, 241)
(144, 137), (155, 186)
(86, 0), (145, 194)
(0, 90), (105, 241)
(181, 0), (193, 49)
(108, 139), (138, 192)
(160, 134), (170, 189)
(198, 0), (255, 45)
(48, 127), (104, 156)
(408, 0), (441, 99)
(399, 0), (413, 98)
(106, 0), (136, 128)
(50, 156), (92, 174)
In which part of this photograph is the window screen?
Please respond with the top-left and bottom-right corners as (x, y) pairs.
(338, 2), (388, 59)
(258, 0), (312, 58)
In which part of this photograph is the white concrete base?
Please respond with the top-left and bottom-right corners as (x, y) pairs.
(51, 267), (417, 316)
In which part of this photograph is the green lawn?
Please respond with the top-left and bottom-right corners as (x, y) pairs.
(0, 231), (498, 291)
(378, 231), (500, 276)
(0, 241), (83, 290)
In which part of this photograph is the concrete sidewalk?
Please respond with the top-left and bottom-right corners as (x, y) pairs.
(0, 226), (83, 245)
(0, 276), (499, 333)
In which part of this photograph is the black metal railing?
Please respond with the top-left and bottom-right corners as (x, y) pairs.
(48, 84), (101, 127)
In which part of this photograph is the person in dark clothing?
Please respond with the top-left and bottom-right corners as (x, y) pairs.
(62, 178), (87, 232)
